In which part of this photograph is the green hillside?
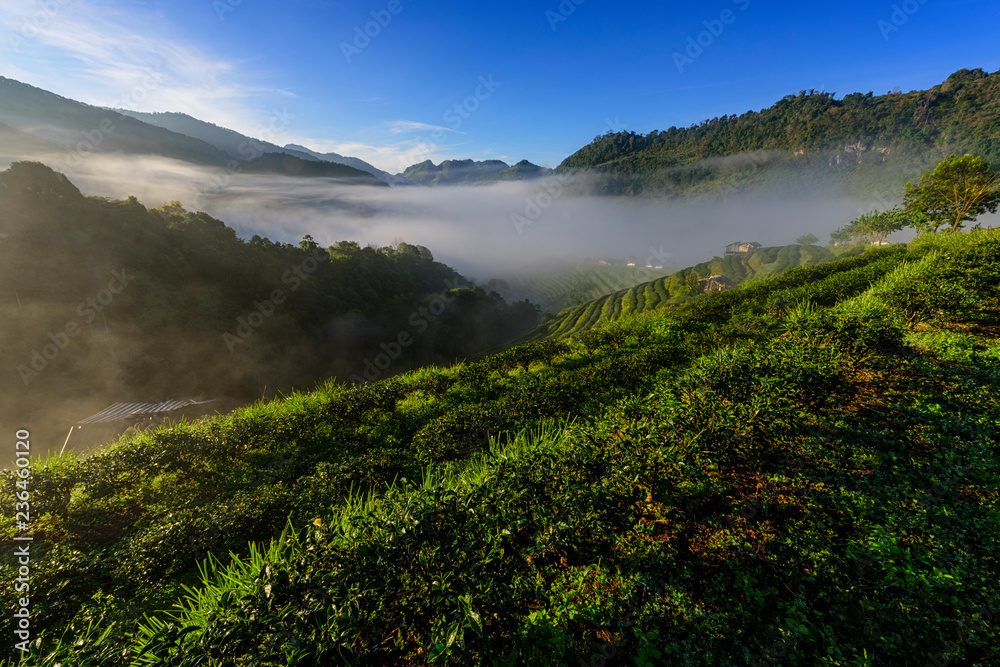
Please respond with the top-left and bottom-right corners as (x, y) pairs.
(488, 260), (680, 315)
(0, 161), (537, 456)
(3, 228), (999, 665)
(530, 243), (855, 341)
(558, 68), (1000, 198)
(240, 153), (386, 185)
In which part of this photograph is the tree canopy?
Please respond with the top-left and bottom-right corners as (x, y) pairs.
(557, 68), (1000, 198)
(903, 154), (1000, 234)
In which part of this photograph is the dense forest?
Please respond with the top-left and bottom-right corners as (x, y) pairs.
(0, 161), (539, 453)
(558, 68), (1000, 197)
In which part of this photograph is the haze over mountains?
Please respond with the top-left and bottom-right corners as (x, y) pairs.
(1, 68), (998, 281)
(400, 158), (552, 186)
(114, 109), (402, 185)
(111, 112), (554, 187)
(0, 76), (232, 166)
(4, 68), (999, 198)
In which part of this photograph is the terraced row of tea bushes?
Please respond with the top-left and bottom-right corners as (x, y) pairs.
(26, 239), (1000, 664)
(4, 230), (998, 665)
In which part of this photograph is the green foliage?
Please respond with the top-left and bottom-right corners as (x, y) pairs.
(4, 230), (1000, 666)
(0, 162), (539, 446)
(532, 242), (848, 341)
(833, 207), (908, 245)
(492, 261), (677, 315)
(903, 153), (1000, 233)
(557, 69), (1000, 198)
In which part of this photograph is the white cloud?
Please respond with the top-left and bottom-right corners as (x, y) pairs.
(0, 0), (485, 175)
(286, 135), (478, 174)
(0, 0), (287, 136)
(385, 120), (463, 135)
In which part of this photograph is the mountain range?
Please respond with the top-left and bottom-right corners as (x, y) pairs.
(400, 158), (552, 186)
(555, 67), (1000, 198)
(0, 76), (232, 166)
(0, 77), (552, 188)
(2, 67), (1000, 198)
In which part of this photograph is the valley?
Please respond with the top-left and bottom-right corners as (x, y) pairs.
(1, 52), (999, 665)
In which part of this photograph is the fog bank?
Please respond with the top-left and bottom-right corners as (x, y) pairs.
(0, 152), (933, 281)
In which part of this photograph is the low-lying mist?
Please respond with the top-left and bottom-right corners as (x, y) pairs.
(0, 152), (915, 281)
(11, 148), (997, 465)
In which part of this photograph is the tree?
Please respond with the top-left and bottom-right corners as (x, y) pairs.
(851, 209), (907, 244)
(796, 233), (819, 245)
(684, 270), (701, 295)
(830, 208), (906, 246)
(829, 228), (852, 246)
(903, 154), (1000, 234)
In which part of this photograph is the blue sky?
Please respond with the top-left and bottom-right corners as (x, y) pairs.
(2, 0), (998, 173)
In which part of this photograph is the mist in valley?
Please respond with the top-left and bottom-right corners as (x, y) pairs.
(0, 150), (918, 281)
(7, 147), (988, 465)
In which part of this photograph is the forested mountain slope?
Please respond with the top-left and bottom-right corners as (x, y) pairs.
(398, 158), (551, 185)
(559, 68), (1000, 198)
(0, 77), (232, 166)
(0, 161), (537, 455)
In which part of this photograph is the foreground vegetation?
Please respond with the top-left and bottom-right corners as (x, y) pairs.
(3, 225), (999, 665)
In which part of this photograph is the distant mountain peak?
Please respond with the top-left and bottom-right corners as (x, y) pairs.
(397, 158), (550, 186)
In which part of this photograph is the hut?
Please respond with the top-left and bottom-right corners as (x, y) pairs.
(698, 275), (733, 293)
(61, 399), (216, 454)
(725, 241), (762, 256)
